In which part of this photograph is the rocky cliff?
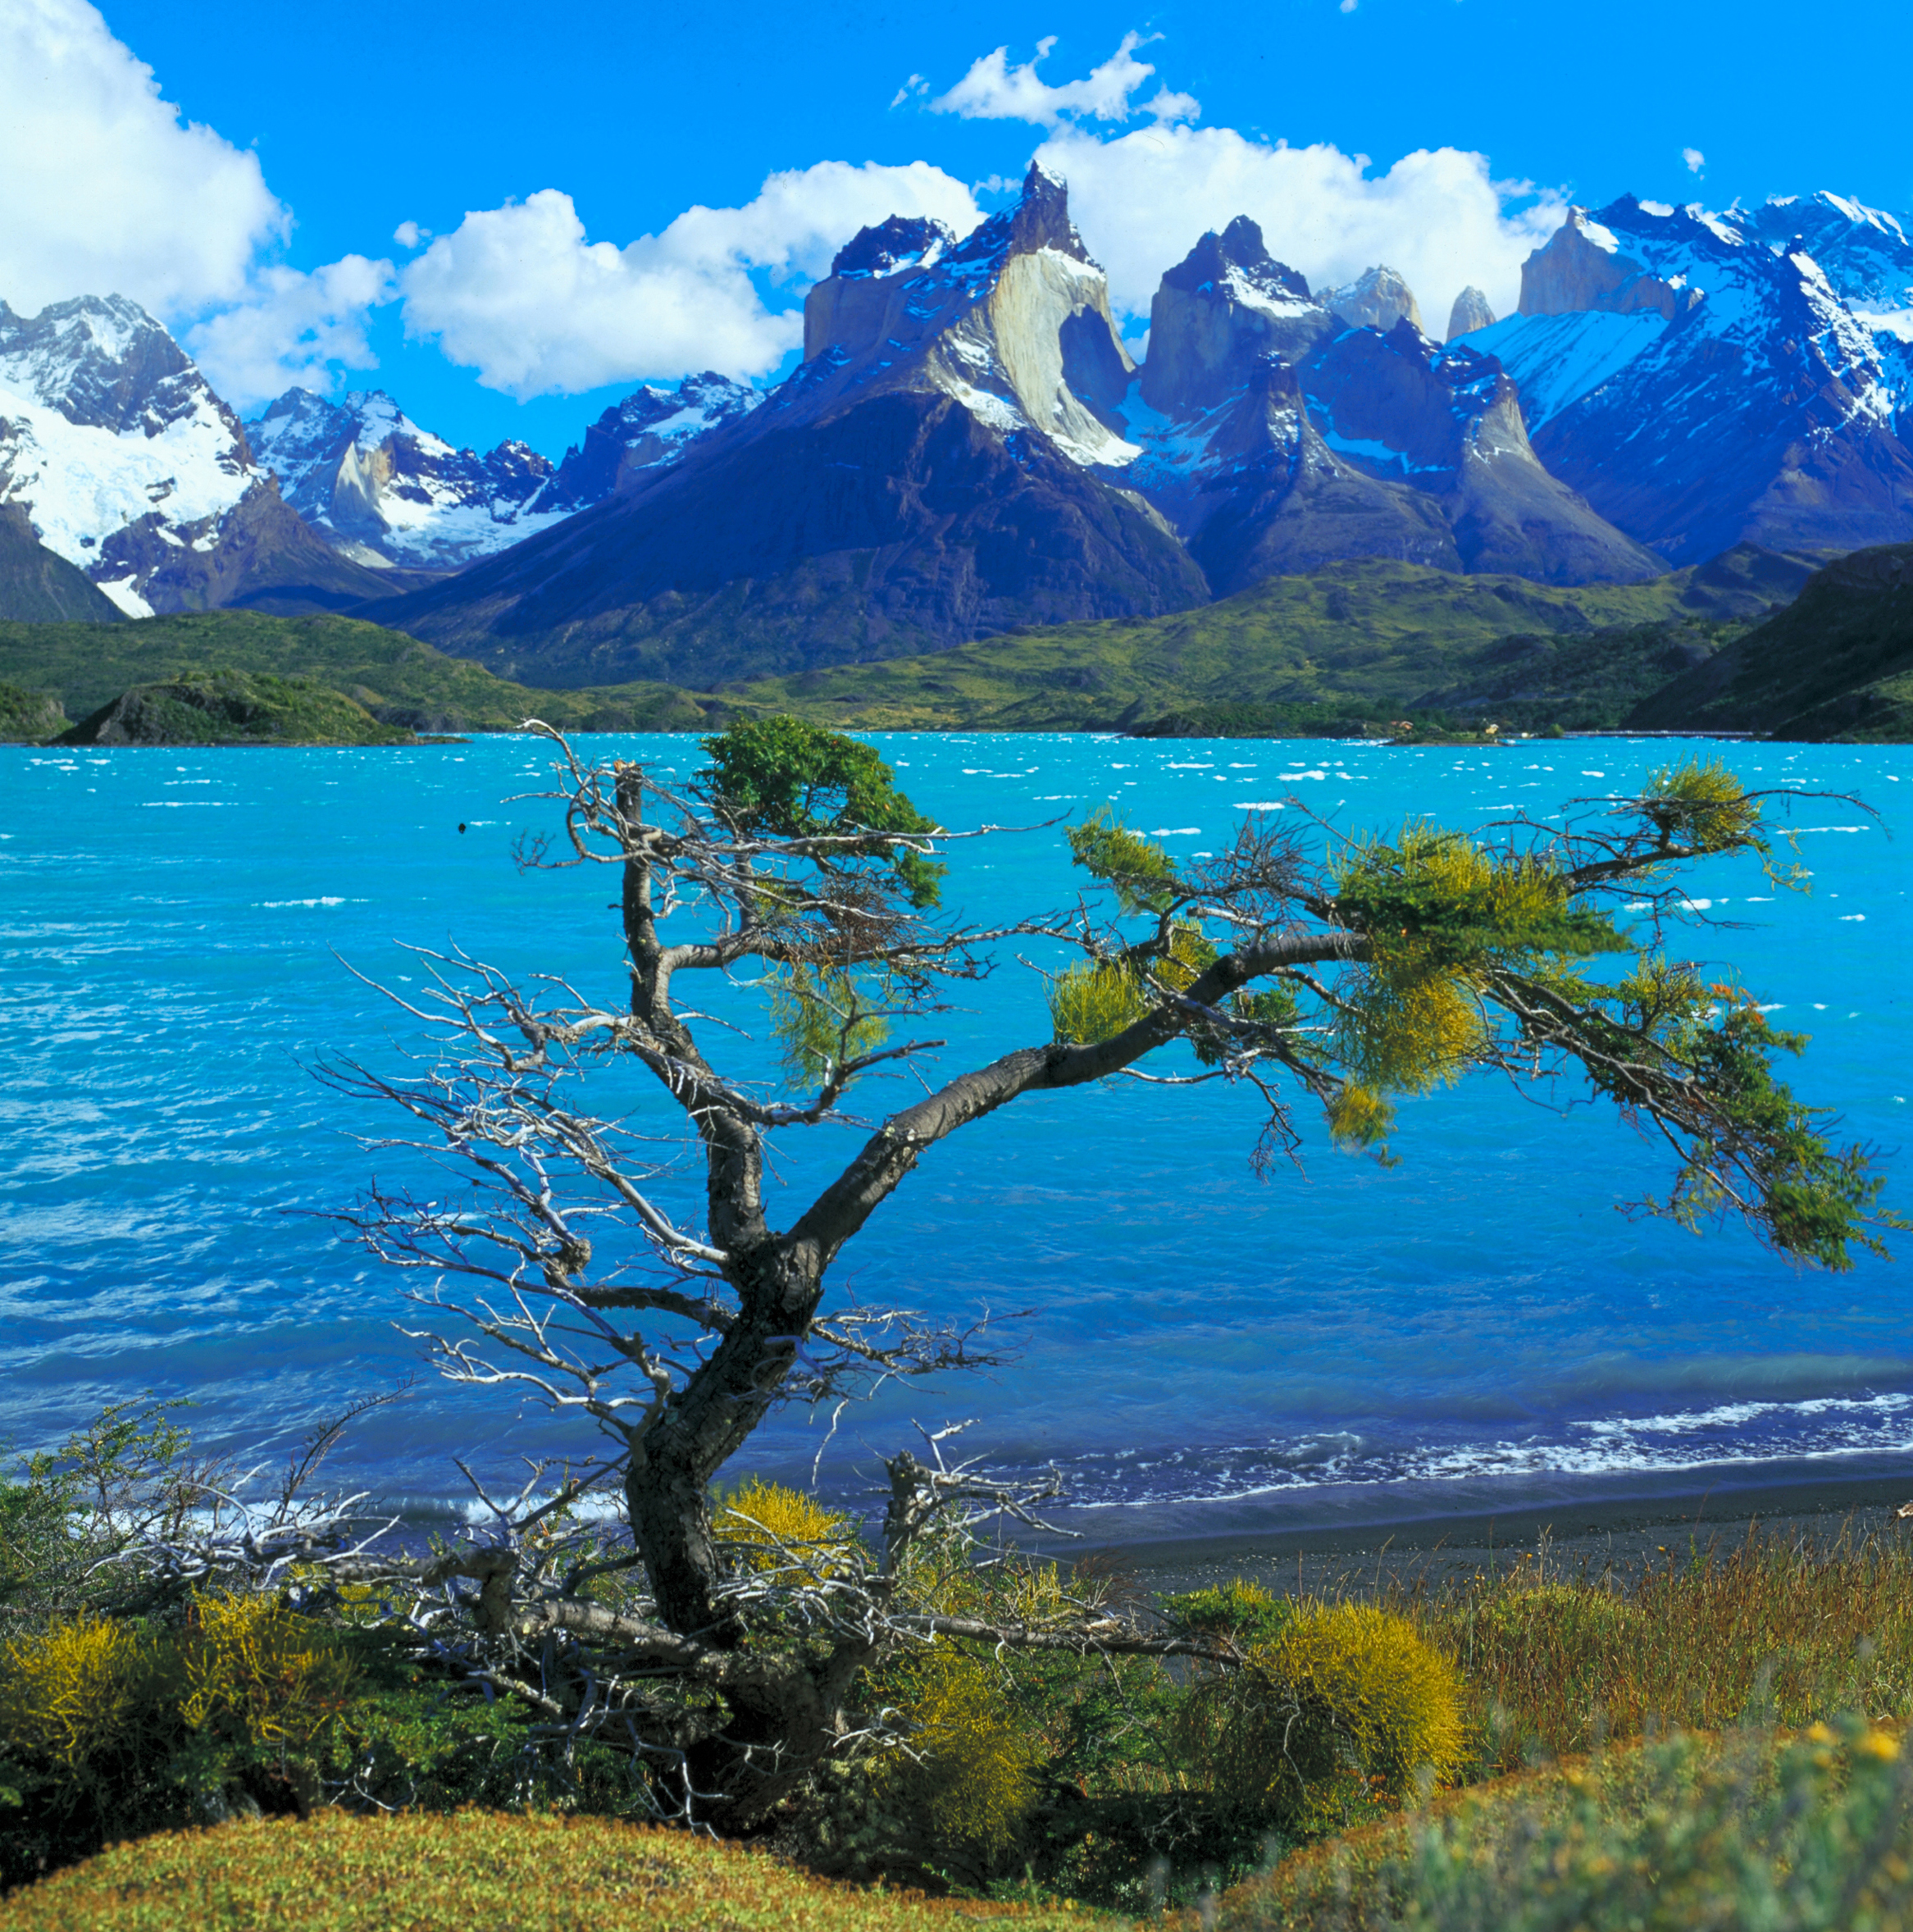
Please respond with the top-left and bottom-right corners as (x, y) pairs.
(1323, 265), (1423, 334)
(368, 166), (1206, 684)
(1103, 220), (1660, 593)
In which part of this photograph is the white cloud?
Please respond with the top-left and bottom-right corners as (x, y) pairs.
(185, 256), (396, 408)
(398, 162), (982, 399)
(1034, 121), (1567, 335)
(0, 0), (286, 317)
(393, 221), (426, 249)
(931, 32), (1200, 128)
(1683, 147), (1706, 175)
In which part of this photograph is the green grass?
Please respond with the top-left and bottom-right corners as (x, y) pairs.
(0, 558), (1783, 745)
(61, 671), (415, 747)
(0, 1811), (1107, 1930)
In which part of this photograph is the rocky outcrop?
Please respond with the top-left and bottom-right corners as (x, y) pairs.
(372, 166), (1207, 681)
(1109, 226), (1660, 590)
(1518, 206), (1701, 321)
(1323, 266), (1423, 334)
(1140, 217), (1334, 415)
(1446, 287), (1496, 338)
(1302, 321), (1664, 583)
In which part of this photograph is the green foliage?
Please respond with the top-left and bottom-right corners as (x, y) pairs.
(1177, 1603), (1467, 1832)
(1228, 1720), (1913, 1932)
(0, 678), (65, 742)
(765, 963), (894, 1082)
(700, 715), (945, 907)
(0, 610), (710, 736)
(1064, 810), (1183, 915)
(1163, 1578), (1297, 1645)
(1048, 959), (1148, 1047)
(60, 670), (412, 747)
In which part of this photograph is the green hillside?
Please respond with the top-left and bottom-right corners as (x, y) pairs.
(0, 546), (1838, 745)
(1630, 543), (1913, 739)
(714, 549), (1805, 731)
(0, 609), (712, 736)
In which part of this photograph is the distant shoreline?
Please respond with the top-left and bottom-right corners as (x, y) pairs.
(1070, 1466), (1913, 1602)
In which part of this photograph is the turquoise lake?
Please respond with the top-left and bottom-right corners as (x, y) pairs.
(3, 732), (1910, 1540)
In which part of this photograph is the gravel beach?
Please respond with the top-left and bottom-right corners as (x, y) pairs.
(1068, 1470), (1913, 1606)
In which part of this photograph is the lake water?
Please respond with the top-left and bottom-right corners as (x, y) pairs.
(3, 732), (1910, 1542)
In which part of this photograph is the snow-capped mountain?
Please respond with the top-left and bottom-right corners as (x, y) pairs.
(1102, 217), (1660, 591)
(0, 294), (389, 616)
(545, 373), (760, 507)
(245, 389), (566, 571)
(245, 373), (760, 571)
(1459, 197), (1913, 563)
(373, 166), (1207, 685)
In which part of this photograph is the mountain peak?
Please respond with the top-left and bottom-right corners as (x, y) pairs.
(1447, 286), (1497, 338)
(1162, 216), (1313, 304)
(831, 215), (954, 279)
(1324, 266), (1423, 335)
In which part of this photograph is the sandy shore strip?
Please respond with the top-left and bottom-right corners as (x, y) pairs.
(1065, 1470), (1913, 1606)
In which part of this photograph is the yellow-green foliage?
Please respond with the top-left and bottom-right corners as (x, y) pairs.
(767, 964), (891, 1082)
(177, 1594), (359, 1749)
(1065, 810), (1182, 914)
(0, 1807), (1103, 1930)
(1642, 758), (1774, 862)
(1182, 1602), (1464, 1823)
(0, 1597), (359, 1780)
(1049, 959), (1147, 1046)
(0, 1615), (164, 1773)
(713, 1479), (859, 1578)
(881, 1648), (1044, 1855)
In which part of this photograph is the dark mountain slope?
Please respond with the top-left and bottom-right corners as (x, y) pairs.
(0, 503), (125, 622)
(1628, 542), (1913, 736)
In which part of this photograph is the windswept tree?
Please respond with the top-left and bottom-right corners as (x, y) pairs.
(331, 718), (1894, 1825)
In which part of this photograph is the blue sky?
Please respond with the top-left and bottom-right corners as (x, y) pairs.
(6, 0), (1910, 459)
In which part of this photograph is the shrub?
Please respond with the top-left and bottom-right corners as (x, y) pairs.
(712, 1479), (858, 1578)
(1180, 1602), (1465, 1830)
(0, 1615), (167, 1775)
(177, 1595), (360, 1751)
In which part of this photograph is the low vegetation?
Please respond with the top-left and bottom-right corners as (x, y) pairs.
(6, 1406), (1913, 1925)
(0, 611), (709, 739)
(0, 1809), (1102, 1930)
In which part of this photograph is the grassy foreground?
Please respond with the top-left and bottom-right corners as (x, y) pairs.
(0, 1811), (1099, 1931)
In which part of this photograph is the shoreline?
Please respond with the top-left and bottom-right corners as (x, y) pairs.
(1064, 1467), (1913, 1602)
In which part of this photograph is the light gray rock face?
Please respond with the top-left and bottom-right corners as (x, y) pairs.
(1323, 265), (1423, 334)
(1518, 207), (1701, 321)
(1140, 216), (1335, 415)
(1446, 286), (1496, 338)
